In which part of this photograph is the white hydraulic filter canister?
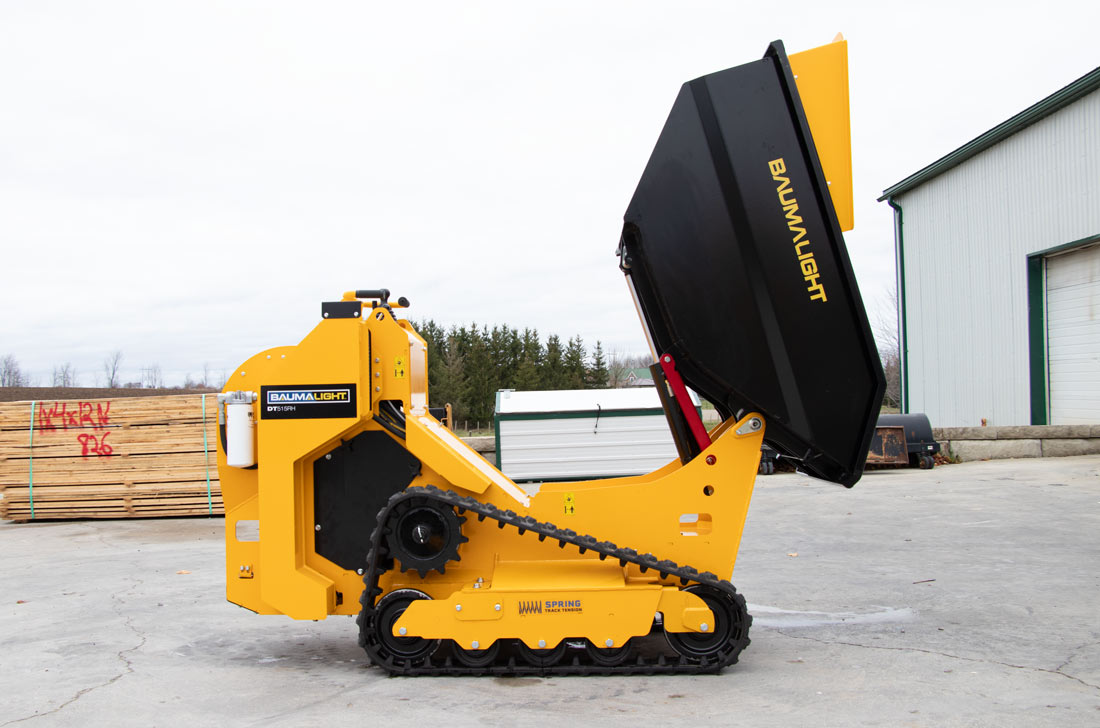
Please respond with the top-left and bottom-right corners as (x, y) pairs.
(219, 391), (258, 468)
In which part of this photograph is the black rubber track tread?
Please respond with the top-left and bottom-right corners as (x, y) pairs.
(357, 485), (752, 676)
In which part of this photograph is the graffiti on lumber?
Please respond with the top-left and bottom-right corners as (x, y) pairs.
(36, 401), (111, 432)
(36, 401), (115, 459)
(75, 432), (113, 458)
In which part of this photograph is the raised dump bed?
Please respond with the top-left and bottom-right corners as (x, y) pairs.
(619, 40), (884, 486)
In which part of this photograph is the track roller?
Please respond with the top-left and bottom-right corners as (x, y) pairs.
(451, 640), (501, 668)
(515, 640), (568, 668)
(584, 638), (633, 667)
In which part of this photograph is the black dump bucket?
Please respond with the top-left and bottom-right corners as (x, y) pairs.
(619, 41), (885, 487)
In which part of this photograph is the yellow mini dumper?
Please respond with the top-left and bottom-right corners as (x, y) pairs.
(217, 38), (884, 676)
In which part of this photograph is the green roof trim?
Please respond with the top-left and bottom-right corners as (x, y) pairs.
(879, 66), (1100, 201)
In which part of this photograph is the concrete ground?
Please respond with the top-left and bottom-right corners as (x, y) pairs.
(1, 456), (1098, 727)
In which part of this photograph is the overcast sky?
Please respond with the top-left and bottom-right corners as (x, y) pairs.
(2, 1), (1098, 386)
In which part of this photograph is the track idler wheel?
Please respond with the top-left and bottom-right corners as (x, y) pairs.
(664, 585), (749, 663)
(451, 640), (501, 669)
(372, 589), (440, 664)
(515, 640), (568, 668)
(386, 497), (467, 578)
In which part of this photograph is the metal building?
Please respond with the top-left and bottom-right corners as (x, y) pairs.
(880, 67), (1100, 426)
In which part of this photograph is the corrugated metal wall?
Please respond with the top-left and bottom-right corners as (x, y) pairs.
(896, 90), (1100, 426)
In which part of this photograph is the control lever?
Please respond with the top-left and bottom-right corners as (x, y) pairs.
(354, 289), (390, 303)
(343, 289), (410, 312)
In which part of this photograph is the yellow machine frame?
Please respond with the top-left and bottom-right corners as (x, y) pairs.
(220, 298), (763, 648)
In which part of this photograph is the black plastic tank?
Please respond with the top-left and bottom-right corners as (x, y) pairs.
(619, 41), (885, 487)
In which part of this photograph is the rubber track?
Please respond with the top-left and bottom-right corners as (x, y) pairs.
(356, 485), (752, 676)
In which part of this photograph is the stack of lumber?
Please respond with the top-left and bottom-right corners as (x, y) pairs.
(0, 394), (222, 521)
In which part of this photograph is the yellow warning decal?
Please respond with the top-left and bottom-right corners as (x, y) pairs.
(563, 492), (576, 515)
(394, 356), (406, 379)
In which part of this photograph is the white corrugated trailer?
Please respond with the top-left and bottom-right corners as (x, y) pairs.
(494, 388), (699, 481)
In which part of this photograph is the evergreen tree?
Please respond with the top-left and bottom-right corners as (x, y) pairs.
(586, 340), (609, 388)
(414, 319), (446, 397)
(434, 337), (469, 421)
(504, 327), (523, 389)
(541, 334), (565, 390)
(520, 328), (543, 368)
(563, 335), (587, 389)
(464, 332), (494, 423)
(488, 325), (512, 393)
(410, 319), (617, 421)
(513, 353), (540, 391)
(449, 324), (474, 358)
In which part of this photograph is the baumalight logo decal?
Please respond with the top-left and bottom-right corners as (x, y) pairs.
(266, 389), (351, 404)
(769, 157), (828, 303)
(260, 384), (356, 419)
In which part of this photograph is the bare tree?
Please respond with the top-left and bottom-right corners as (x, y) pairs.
(1, 354), (26, 387)
(871, 283), (902, 411)
(182, 370), (214, 390)
(141, 363), (164, 389)
(607, 349), (633, 388)
(182, 363), (221, 391)
(103, 351), (123, 388)
(608, 350), (655, 388)
(51, 362), (77, 387)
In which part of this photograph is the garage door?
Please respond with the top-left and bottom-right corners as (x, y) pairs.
(1046, 243), (1100, 424)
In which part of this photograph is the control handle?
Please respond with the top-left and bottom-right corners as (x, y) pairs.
(354, 289), (390, 303)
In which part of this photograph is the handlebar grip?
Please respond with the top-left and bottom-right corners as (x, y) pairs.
(354, 289), (390, 302)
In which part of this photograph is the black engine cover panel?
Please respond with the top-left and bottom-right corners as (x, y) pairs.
(314, 431), (421, 570)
